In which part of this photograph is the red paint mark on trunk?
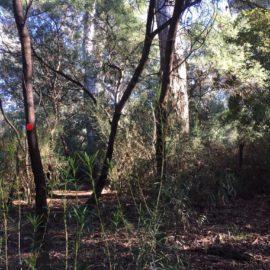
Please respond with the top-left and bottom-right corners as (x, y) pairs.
(26, 123), (34, 131)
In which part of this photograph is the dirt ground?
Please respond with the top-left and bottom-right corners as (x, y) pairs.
(2, 192), (270, 269)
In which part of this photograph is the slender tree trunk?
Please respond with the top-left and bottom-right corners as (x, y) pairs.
(171, 39), (189, 133)
(13, 0), (48, 254)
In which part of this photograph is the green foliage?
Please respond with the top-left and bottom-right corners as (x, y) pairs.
(112, 204), (126, 228)
(236, 8), (270, 70)
(221, 92), (270, 143)
(2, 1), (270, 268)
(189, 7), (270, 151)
(194, 13), (267, 91)
(78, 152), (97, 181)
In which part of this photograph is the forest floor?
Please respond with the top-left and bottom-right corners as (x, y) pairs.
(2, 190), (270, 269)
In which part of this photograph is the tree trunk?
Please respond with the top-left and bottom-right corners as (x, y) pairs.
(83, 2), (99, 163)
(83, 3), (97, 96)
(156, 0), (189, 135)
(155, 0), (188, 180)
(13, 0), (48, 256)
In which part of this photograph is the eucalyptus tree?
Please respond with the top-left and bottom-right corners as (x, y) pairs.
(155, 0), (189, 135)
(12, 2), (49, 267)
(82, 0), (99, 159)
(154, 0), (202, 181)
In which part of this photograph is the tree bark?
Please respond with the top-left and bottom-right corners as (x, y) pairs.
(13, 0), (48, 242)
(155, 0), (186, 180)
(156, 0), (189, 135)
(83, 2), (99, 158)
(83, 2), (97, 96)
(155, 0), (201, 180)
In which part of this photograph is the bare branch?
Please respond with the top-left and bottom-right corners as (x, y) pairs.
(32, 47), (97, 104)
(0, 97), (25, 152)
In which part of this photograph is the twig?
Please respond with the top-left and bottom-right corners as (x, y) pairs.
(32, 47), (97, 104)
(0, 97), (25, 152)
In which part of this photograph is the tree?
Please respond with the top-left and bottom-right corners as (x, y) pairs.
(155, 0), (202, 181)
(86, 0), (178, 204)
(83, 0), (99, 158)
(236, 8), (270, 70)
(156, 0), (189, 135)
(12, 0), (48, 254)
(187, 6), (270, 173)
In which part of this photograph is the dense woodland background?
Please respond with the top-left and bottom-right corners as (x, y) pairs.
(1, 0), (270, 269)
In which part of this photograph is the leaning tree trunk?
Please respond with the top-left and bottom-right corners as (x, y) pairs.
(13, 0), (48, 240)
(155, 0), (188, 180)
(83, 2), (99, 159)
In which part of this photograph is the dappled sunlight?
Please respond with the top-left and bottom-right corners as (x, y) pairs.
(12, 200), (29, 206)
(2, 0), (270, 269)
(51, 187), (116, 198)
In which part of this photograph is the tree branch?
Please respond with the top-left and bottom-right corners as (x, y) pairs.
(32, 47), (97, 104)
(0, 97), (25, 152)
